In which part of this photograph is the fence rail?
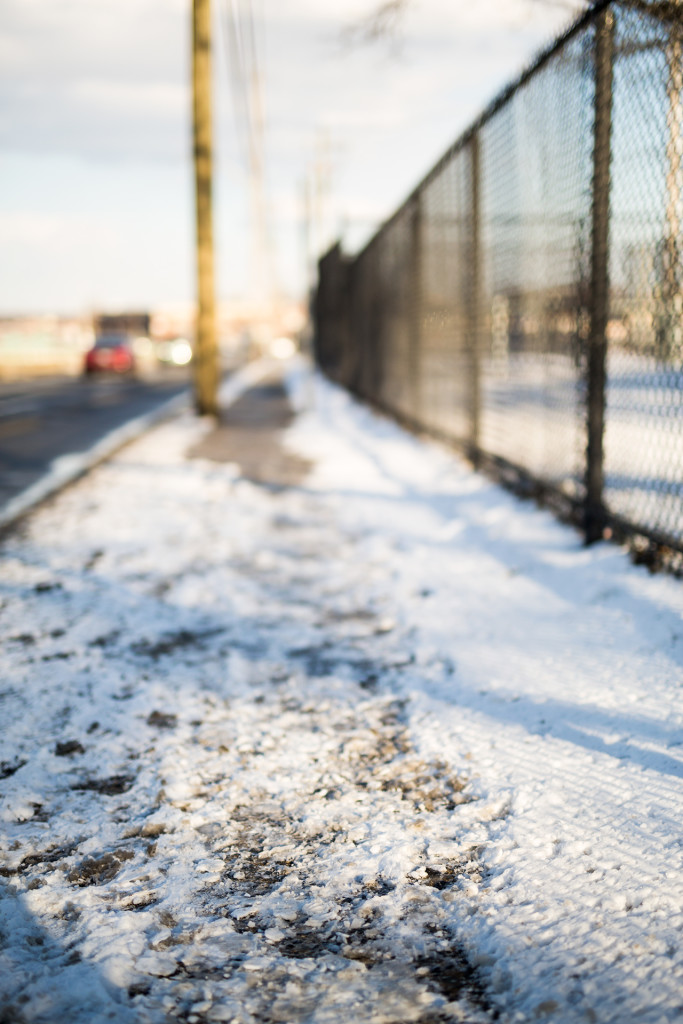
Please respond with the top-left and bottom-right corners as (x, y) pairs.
(314, 0), (683, 563)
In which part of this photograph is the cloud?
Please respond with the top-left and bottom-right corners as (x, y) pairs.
(0, 211), (74, 245)
(1, 0), (582, 162)
(0, 0), (189, 160)
(0, 0), (584, 310)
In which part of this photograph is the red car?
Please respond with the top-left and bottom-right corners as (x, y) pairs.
(84, 334), (135, 375)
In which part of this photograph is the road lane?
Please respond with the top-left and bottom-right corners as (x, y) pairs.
(0, 371), (191, 509)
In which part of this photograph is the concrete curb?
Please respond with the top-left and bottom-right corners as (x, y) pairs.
(0, 358), (278, 533)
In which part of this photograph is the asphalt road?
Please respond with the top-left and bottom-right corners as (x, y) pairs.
(0, 370), (191, 510)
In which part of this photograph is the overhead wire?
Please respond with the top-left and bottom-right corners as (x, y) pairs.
(219, 0), (276, 308)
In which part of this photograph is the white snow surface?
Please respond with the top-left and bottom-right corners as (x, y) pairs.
(2, 357), (683, 1024)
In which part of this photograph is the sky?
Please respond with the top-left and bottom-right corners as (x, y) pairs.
(0, 0), (586, 317)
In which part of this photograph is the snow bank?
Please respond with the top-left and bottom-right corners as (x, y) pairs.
(1, 357), (682, 1023)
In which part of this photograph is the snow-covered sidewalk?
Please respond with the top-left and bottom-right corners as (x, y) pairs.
(2, 357), (683, 1024)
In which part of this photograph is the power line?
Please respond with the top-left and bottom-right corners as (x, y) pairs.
(219, 0), (275, 308)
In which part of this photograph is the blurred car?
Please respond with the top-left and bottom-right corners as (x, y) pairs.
(84, 334), (135, 375)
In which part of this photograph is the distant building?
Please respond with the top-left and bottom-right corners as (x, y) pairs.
(94, 312), (150, 337)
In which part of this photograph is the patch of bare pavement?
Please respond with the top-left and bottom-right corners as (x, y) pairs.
(182, 369), (492, 1022)
(189, 370), (312, 489)
(0, 368), (496, 1024)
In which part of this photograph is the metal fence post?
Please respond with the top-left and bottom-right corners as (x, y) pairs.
(409, 195), (423, 423)
(468, 131), (483, 461)
(585, 6), (615, 544)
(659, 8), (683, 360)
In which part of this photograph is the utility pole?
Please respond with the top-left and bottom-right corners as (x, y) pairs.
(192, 0), (219, 417)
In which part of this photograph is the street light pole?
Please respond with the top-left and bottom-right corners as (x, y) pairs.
(192, 0), (219, 417)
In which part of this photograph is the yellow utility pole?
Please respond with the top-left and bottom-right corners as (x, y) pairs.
(192, 0), (219, 416)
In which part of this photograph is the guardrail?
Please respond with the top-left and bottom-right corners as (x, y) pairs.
(314, 0), (683, 568)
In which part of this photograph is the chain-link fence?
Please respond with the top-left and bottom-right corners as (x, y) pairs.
(314, 0), (683, 561)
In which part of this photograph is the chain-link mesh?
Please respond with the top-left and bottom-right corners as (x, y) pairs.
(478, 27), (594, 495)
(314, 0), (683, 558)
(373, 205), (416, 420)
(417, 149), (474, 442)
(606, 0), (683, 547)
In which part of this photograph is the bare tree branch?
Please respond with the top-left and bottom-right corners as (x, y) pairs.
(339, 0), (412, 53)
(526, 0), (590, 10)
